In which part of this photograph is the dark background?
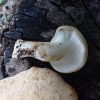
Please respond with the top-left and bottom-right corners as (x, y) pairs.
(3, 0), (100, 100)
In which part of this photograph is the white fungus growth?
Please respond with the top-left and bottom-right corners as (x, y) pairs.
(12, 26), (88, 73)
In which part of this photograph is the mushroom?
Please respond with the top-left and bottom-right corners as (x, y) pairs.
(12, 26), (88, 73)
(0, 67), (78, 100)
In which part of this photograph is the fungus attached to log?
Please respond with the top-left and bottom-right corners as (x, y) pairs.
(0, 67), (78, 100)
(12, 26), (88, 73)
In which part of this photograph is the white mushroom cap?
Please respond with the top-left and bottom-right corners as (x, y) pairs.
(12, 26), (88, 73)
(50, 26), (88, 73)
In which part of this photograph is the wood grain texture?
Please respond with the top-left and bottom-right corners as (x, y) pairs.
(2, 0), (100, 100)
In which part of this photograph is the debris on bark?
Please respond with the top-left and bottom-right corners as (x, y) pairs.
(5, 58), (29, 77)
(0, 0), (21, 30)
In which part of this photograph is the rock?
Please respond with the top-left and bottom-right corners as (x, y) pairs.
(5, 58), (29, 77)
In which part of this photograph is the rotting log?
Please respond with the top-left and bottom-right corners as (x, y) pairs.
(2, 0), (100, 100)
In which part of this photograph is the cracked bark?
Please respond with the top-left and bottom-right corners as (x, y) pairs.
(2, 0), (100, 100)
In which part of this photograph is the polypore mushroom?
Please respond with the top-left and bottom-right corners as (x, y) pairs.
(12, 26), (88, 73)
(0, 67), (78, 100)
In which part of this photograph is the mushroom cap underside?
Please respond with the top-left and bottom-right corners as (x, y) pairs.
(50, 26), (88, 73)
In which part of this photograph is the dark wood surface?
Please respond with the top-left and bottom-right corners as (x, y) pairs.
(3, 0), (100, 100)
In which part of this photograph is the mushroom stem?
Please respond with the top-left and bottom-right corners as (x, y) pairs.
(12, 40), (66, 62)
